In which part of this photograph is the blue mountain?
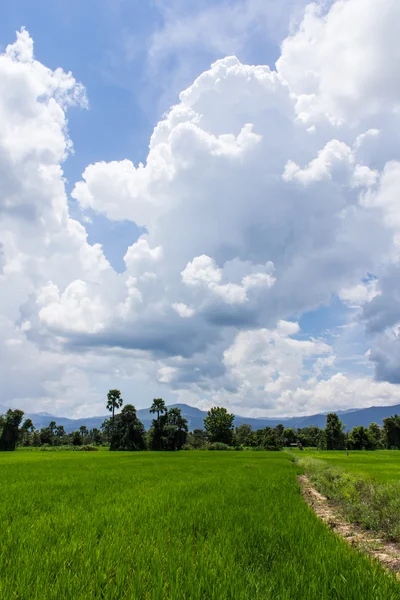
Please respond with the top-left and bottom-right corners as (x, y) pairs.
(2, 402), (400, 433)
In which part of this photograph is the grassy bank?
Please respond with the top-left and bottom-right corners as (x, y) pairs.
(1, 451), (399, 599)
(298, 453), (400, 542)
(297, 449), (400, 482)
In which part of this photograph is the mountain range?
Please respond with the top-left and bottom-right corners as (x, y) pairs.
(1, 402), (400, 433)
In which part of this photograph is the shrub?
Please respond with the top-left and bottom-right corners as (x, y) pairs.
(39, 445), (99, 452)
(208, 442), (230, 451)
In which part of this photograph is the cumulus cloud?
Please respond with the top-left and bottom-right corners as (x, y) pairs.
(277, 0), (400, 124)
(2, 0), (400, 417)
(180, 255), (275, 308)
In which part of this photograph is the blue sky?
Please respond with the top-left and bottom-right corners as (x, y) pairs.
(1, 0), (400, 417)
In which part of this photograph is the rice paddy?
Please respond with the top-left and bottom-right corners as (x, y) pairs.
(1, 450), (399, 599)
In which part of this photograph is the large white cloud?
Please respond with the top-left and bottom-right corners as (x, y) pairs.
(2, 0), (400, 417)
(277, 0), (400, 124)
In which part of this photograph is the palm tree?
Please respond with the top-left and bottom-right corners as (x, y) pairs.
(106, 389), (124, 428)
(169, 408), (188, 434)
(150, 398), (166, 423)
(168, 407), (181, 426)
(79, 425), (88, 439)
(55, 425), (65, 438)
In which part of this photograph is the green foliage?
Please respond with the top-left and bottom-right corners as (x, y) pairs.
(367, 422), (383, 449)
(283, 427), (297, 445)
(148, 405), (188, 451)
(234, 424), (256, 447)
(39, 445), (99, 452)
(185, 428), (208, 449)
(0, 451), (399, 599)
(208, 442), (230, 450)
(149, 398), (167, 421)
(110, 404), (146, 451)
(72, 431), (83, 446)
(106, 389), (124, 422)
(325, 413), (345, 450)
(90, 428), (103, 446)
(348, 425), (374, 450)
(296, 426), (321, 447)
(0, 409), (24, 451)
(299, 455), (400, 542)
(383, 414), (400, 449)
(255, 426), (282, 451)
(203, 406), (234, 445)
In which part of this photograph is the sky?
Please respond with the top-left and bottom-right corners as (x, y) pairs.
(1, 0), (400, 418)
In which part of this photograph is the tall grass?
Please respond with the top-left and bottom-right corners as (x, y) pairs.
(0, 451), (399, 599)
(299, 453), (400, 541)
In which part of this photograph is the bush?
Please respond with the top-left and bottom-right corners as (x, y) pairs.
(208, 442), (230, 451)
(40, 445), (99, 452)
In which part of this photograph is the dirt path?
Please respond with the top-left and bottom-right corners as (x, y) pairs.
(298, 475), (400, 578)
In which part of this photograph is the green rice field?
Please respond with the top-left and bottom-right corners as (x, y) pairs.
(1, 450), (400, 599)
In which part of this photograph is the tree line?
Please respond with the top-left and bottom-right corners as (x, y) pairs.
(1, 392), (400, 451)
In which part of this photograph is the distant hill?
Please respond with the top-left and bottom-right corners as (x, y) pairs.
(1, 402), (400, 433)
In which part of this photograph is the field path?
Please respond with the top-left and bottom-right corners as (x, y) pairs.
(299, 474), (400, 577)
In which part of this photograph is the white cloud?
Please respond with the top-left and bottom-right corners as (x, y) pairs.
(277, 0), (400, 124)
(124, 237), (163, 271)
(172, 303), (195, 318)
(221, 321), (332, 408)
(37, 280), (107, 334)
(180, 255), (275, 307)
(339, 279), (380, 308)
(3, 1), (400, 417)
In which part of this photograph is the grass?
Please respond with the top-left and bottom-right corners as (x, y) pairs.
(297, 449), (400, 482)
(1, 451), (400, 599)
(296, 450), (400, 542)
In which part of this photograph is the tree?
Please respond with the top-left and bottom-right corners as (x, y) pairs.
(101, 418), (113, 444)
(72, 430), (83, 446)
(148, 407), (188, 451)
(348, 425), (370, 450)
(90, 428), (103, 446)
(297, 426), (321, 448)
(383, 414), (400, 449)
(106, 389), (124, 427)
(32, 430), (41, 447)
(367, 422), (382, 449)
(273, 424), (285, 445)
(21, 418), (34, 432)
(0, 409), (25, 451)
(283, 428), (297, 446)
(79, 425), (88, 439)
(150, 398), (167, 422)
(234, 424), (256, 447)
(40, 427), (53, 445)
(186, 429), (208, 449)
(325, 413), (345, 450)
(20, 418), (35, 446)
(55, 425), (66, 443)
(165, 408), (188, 450)
(204, 407), (234, 445)
(257, 427), (282, 451)
(110, 404), (146, 451)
